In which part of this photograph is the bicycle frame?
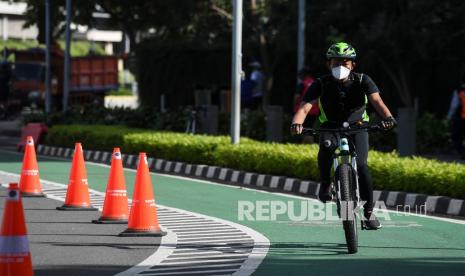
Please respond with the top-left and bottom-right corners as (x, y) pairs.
(302, 123), (381, 218)
(332, 134), (362, 216)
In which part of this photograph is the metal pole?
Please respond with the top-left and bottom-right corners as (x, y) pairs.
(45, 0), (52, 113)
(63, 0), (71, 111)
(297, 0), (306, 72)
(230, 0), (242, 144)
(2, 16), (8, 41)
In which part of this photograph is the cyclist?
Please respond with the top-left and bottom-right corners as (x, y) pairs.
(290, 42), (396, 230)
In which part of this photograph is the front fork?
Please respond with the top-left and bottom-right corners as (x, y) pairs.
(332, 157), (340, 203)
(332, 149), (362, 218)
(351, 156), (362, 208)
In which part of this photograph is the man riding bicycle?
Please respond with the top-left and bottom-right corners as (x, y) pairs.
(291, 42), (396, 230)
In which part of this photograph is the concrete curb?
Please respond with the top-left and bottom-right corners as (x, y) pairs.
(37, 144), (465, 219)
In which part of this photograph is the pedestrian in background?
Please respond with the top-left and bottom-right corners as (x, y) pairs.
(294, 66), (319, 127)
(447, 75), (465, 159)
(249, 61), (264, 109)
(240, 67), (255, 110)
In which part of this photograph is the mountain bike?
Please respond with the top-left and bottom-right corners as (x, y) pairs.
(302, 122), (382, 254)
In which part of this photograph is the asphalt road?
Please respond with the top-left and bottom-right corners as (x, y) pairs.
(0, 186), (161, 276)
(1, 149), (465, 275)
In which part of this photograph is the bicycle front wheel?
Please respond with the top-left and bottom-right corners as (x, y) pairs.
(337, 163), (358, 254)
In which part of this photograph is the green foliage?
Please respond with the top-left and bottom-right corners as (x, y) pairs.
(216, 110), (267, 141)
(21, 105), (188, 131)
(0, 39), (40, 57)
(0, 39), (105, 59)
(45, 124), (465, 199)
(123, 132), (253, 165)
(17, 0), (95, 42)
(56, 40), (106, 57)
(213, 142), (320, 179)
(17, 0), (465, 116)
(25, 106), (454, 152)
(369, 125), (396, 152)
(416, 113), (450, 153)
(44, 125), (137, 152)
(369, 113), (452, 154)
(106, 87), (133, 96)
(119, 70), (135, 84)
(241, 111), (266, 140)
(22, 106), (284, 142)
(368, 151), (465, 199)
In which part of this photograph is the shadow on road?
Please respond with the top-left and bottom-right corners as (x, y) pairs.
(256, 242), (465, 275)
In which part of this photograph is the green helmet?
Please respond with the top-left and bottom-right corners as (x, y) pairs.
(326, 42), (356, 60)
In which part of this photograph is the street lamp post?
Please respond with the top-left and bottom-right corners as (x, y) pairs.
(63, 0), (72, 111)
(45, 0), (52, 113)
(297, 0), (306, 72)
(230, 0), (243, 144)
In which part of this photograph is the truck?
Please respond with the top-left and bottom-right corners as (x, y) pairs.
(7, 45), (119, 113)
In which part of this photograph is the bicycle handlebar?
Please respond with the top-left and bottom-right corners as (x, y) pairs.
(301, 123), (383, 135)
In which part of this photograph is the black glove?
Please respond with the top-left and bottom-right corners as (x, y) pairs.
(290, 123), (303, 135)
(381, 116), (397, 130)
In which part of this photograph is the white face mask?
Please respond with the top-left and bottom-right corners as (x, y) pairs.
(331, 65), (351, 80)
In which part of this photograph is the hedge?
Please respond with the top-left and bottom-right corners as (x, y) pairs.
(45, 125), (465, 199)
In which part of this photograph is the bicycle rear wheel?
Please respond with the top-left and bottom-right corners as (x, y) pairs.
(337, 163), (358, 254)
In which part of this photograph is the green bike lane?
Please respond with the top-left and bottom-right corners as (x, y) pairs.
(1, 150), (465, 275)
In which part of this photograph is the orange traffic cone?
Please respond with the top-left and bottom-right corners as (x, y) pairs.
(0, 183), (34, 276)
(119, 153), (166, 237)
(92, 148), (129, 224)
(19, 136), (44, 197)
(57, 143), (97, 211)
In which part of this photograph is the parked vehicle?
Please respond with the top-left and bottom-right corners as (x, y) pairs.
(8, 45), (119, 112)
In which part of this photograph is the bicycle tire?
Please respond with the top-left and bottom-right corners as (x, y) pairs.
(337, 163), (358, 254)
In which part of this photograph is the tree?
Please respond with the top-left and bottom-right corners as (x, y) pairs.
(17, 0), (465, 114)
(16, 0), (94, 43)
(276, 0), (465, 114)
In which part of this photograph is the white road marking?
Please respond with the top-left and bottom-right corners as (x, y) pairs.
(0, 169), (269, 276)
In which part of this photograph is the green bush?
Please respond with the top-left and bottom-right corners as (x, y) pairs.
(45, 124), (465, 199)
(56, 40), (106, 57)
(416, 113), (450, 154)
(106, 87), (133, 96)
(22, 105), (188, 131)
(44, 125), (139, 152)
(0, 39), (106, 59)
(359, 113), (452, 153)
(23, 106), (288, 142)
(123, 132), (252, 165)
(368, 151), (465, 199)
(27, 105), (451, 152)
(213, 142), (320, 179)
